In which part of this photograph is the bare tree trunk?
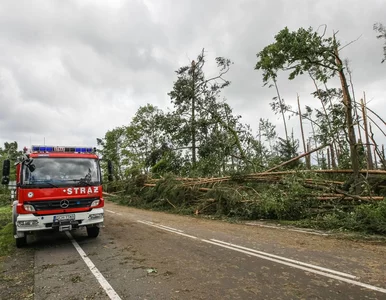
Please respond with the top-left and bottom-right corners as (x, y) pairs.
(191, 61), (197, 168)
(330, 144), (337, 169)
(374, 146), (378, 169)
(307, 143), (312, 167)
(273, 79), (289, 142)
(309, 123), (319, 164)
(327, 148), (331, 169)
(297, 95), (310, 168)
(345, 61), (363, 144)
(263, 144), (328, 173)
(258, 123), (265, 167)
(361, 95), (374, 169)
(334, 46), (360, 191)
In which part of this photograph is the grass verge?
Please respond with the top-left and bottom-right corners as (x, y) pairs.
(0, 205), (13, 257)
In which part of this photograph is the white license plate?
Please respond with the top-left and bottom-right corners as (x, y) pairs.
(54, 214), (75, 222)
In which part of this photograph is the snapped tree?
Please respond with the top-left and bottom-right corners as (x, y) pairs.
(255, 26), (361, 191)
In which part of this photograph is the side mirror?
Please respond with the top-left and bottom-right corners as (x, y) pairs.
(1, 159), (10, 185)
(24, 156), (35, 172)
(107, 160), (113, 182)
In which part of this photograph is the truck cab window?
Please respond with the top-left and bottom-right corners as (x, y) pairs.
(22, 158), (100, 187)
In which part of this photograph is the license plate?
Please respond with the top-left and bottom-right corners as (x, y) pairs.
(54, 214), (75, 222)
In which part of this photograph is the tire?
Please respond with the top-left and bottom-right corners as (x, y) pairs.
(15, 236), (27, 248)
(87, 226), (100, 238)
(14, 223), (27, 248)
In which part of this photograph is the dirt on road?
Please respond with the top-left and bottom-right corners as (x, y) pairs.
(0, 201), (385, 299)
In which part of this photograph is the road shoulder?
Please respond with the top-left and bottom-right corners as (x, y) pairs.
(0, 247), (34, 300)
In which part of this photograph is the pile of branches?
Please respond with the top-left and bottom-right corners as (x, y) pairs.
(141, 169), (386, 202)
(104, 168), (386, 234)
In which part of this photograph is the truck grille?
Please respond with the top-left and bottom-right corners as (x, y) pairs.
(24, 197), (98, 211)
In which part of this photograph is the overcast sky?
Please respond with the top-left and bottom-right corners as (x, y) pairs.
(0, 0), (385, 151)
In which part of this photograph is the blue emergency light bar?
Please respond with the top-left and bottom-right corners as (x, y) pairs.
(31, 145), (95, 153)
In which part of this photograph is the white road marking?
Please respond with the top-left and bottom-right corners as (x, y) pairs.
(137, 220), (197, 239)
(211, 239), (356, 279)
(137, 220), (386, 294)
(245, 223), (329, 236)
(204, 239), (386, 294)
(158, 224), (184, 232)
(106, 209), (121, 216)
(138, 220), (154, 225)
(65, 232), (122, 300)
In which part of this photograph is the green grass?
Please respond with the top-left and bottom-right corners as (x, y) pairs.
(0, 223), (14, 257)
(0, 205), (13, 257)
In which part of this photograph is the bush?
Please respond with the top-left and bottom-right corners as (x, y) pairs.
(0, 191), (11, 207)
(295, 201), (386, 235)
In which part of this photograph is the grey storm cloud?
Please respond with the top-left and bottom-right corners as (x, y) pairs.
(0, 0), (385, 149)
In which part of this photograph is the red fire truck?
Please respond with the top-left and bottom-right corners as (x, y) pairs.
(1, 145), (108, 247)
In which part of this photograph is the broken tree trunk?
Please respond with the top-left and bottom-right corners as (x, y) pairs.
(334, 45), (360, 192)
(361, 95), (374, 169)
(262, 144), (329, 173)
(297, 95), (310, 169)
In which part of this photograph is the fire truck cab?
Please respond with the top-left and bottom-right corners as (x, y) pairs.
(1, 145), (106, 247)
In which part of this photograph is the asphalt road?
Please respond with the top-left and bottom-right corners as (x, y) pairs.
(7, 201), (386, 299)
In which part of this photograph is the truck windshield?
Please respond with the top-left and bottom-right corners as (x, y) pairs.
(22, 157), (101, 187)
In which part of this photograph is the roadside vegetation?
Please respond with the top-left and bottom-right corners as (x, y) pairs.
(98, 24), (386, 236)
(105, 171), (386, 235)
(1, 24), (386, 237)
(0, 142), (18, 257)
(0, 191), (13, 257)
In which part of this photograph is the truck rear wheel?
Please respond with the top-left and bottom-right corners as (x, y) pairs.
(87, 226), (99, 238)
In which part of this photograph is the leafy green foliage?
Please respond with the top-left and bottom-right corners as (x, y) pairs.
(0, 142), (22, 182)
(97, 127), (125, 180)
(274, 136), (300, 169)
(97, 38), (385, 235)
(373, 22), (386, 63)
(168, 49), (236, 172)
(0, 204), (13, 257)
(255, 26), (339, 83)
(296, 201), (386, 234)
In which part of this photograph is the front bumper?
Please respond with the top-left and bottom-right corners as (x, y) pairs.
(15, 208), (104, 232)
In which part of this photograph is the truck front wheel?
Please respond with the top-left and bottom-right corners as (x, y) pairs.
(13, 223), (27, 248)
(86, 226), (99, 238)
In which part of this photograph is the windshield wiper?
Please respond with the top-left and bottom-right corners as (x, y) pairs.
(67, 179), (95, 186)
(27, 181), (59, 188)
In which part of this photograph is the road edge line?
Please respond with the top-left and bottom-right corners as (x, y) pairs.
(211, 238), (357, 279)
(65, 232), (122, 300)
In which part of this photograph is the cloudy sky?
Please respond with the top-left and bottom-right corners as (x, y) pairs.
(0, 0), (385, 151)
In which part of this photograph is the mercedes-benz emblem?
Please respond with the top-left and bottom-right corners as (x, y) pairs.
(60, 199), (70, 209)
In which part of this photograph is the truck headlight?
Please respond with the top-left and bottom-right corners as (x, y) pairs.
(23, 204), (35, 212)
(90, 200), (100, 207)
